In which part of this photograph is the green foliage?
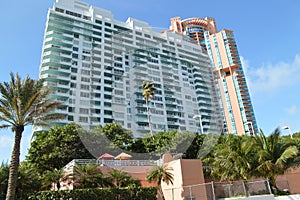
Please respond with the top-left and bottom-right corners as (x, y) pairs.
(72, 163), (113, 189)
(108, 169), (141, 188)
(28, 187), (157, 200)
(40, 168), (65, 190)
(254, 128), (299, 190)
(146, 163), (174, 186)
(77, 123), (135, 158)
(203, 134), (255, 182)
(0, 162), (41, 200)
(97, 123), (133, 150)
(203, 128), (300, 191)
(139, 130), (198, 157)
(0, 73), (64, 200)
(26, 123), (93, 173)
(142, 81), (156, 138)
(0, 163), (9, 199)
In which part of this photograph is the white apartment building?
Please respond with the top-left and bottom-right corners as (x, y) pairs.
(39, 0), (223, 137)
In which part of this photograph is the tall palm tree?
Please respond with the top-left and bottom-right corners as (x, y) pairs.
(142, 81), (156, 139)
(0, 73), (64, 200)
(147, 163), (174, 199)
(254, 128), (299, 192)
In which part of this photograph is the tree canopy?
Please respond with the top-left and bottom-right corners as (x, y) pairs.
(26, 123), (94, 173)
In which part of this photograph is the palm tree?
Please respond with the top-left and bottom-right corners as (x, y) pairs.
(254, 128), (299, 192)
(71, 163), (113, 189)
(203, 135), (255, 182)
(108, 169), (140, 188)
(147, 163), (174, 199)
(0, 73), (64, 200)
(41, 168), (65, 190)
(142, 81), (156, 139)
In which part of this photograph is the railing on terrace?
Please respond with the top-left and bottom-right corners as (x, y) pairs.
(64, 159), (157, 170)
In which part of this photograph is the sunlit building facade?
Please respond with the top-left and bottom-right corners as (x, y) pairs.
(170, 17), (258, 135)
(38, 0), (223, 137)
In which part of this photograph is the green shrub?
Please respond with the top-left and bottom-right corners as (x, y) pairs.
(28, 187), (157, 200)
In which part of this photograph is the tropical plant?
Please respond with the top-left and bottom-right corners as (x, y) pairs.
(142, 81), (156, 139)
(0, 73), (64, 200)
(71, 163), (113, 189)
(0, 163), (9, 199)
(203, 135), (255, 182)
(253, 128), (299, 192)
(108, 169), (141, 188)
(147, 163), (174, 199)
(40, 168), (66, 190)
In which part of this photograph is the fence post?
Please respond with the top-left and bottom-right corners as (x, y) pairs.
(189, 186), (192, 198)
(242, 181), (247, 197)
(172, 188), (174, 200)
(266, 179), (272, 194)
(211, 181), (216, 200)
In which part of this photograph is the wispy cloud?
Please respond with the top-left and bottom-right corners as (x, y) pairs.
(285, 105), (298, 115)
(242, 55), (300, 95)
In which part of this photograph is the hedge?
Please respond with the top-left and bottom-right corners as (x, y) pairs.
(28, 187), (157, 200)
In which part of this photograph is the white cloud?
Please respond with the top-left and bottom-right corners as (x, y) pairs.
(242, 55), (300, 95)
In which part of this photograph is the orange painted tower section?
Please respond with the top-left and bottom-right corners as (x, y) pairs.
(170, 17), (258, 135)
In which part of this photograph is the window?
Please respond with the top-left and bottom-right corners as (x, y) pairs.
(68, 107), (75, 113)
(115, 90), (123, 96)
(67, 115), (74, 121)
(80, 92), (90, 98)
(82, 63), (91, 68)
(55, 7), (64, 13)
(80, 84), (89, 90)
(72, 60), (78, 66)
(81, 69), (90, 75)
(79, 116), (88, 123)
(79, 108), (89, 114)
(83, 50), (91, 54)
(71, 68), (78, 73)
(81, 77), (90, 82)
(82, 55), (90, 61)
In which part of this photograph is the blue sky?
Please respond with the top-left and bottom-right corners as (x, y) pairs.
(1, 0), (300, 162)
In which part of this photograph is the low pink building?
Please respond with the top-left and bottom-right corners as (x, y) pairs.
(161, 154), (208, 200)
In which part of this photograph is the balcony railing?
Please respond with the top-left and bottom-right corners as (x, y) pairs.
(64, 159), (157, 170)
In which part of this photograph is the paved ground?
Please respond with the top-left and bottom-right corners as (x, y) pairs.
(275, 195), (300, 200)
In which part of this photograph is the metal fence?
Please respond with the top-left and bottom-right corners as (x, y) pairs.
(164, 179), (272, 200)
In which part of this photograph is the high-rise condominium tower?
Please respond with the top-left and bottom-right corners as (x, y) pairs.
(38, 0), (223, 137)
(170, 17), (258, 135)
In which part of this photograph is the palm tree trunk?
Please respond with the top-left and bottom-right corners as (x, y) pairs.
(6, 126), (23, 200)
(146, 99), (154, 139)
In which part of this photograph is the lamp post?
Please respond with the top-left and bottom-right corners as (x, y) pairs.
(244, 122), (254, 136)
(282, 126), (293, 139)
(193, 115), (204, 134)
